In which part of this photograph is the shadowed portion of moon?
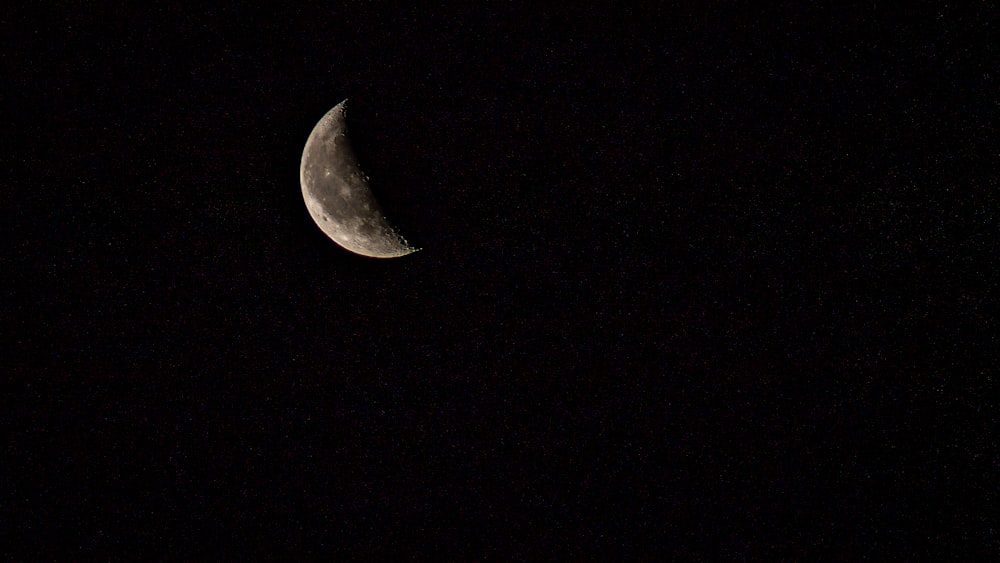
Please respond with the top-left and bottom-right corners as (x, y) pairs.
(300, 100), (418, 258)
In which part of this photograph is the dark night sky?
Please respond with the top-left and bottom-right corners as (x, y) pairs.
(3, 2), (997, 559)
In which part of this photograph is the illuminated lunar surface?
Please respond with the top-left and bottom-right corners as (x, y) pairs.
(300, 100), (418, 258)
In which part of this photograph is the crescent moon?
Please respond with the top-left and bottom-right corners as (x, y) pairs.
(300, 100), (419, 258)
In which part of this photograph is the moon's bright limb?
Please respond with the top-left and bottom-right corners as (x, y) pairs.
(300, 100), (418, 258)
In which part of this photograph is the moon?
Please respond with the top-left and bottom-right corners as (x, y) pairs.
(300, 100), (418, 258)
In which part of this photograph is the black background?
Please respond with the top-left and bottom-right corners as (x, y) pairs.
(3, 2), (997, 559)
